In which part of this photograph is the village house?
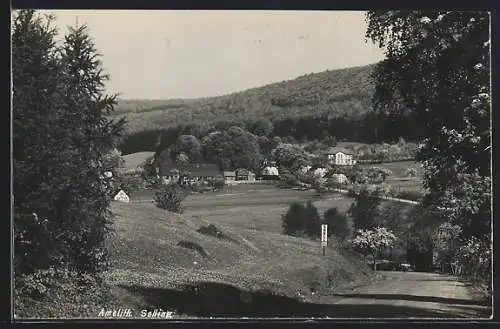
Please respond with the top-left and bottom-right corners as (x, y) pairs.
(323, 147), (356, 166)
(223, 171), (236, 183)
(158, 157), (180, 183)
(235, 168), (256, 182)
(158, 159), (222, 184)
(261, 166), (279, 180)
(186, 163), (222, 183)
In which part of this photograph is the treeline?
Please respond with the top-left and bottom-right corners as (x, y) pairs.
(119, 112), (424, 155)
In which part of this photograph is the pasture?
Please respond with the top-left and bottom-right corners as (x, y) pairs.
(122, 151), (154, 170)
(104, 184), (376, 316)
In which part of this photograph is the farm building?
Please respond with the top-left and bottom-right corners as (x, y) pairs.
(223, 171), (236, 183)
(261, 166), (279, 180)
(323, 147), (357, 166)
(235, 168), (256, 181)
(158, 159), (222, 184)
(186, 163), (222, 182)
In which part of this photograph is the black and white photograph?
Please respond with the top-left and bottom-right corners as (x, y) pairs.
(12, 9), (493, 320)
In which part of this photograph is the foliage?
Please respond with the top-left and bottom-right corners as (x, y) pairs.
(348, 188), (382, 230)
(323, 207), (351, 242)
(13, 11), (125, 275)
(454, 235), (491, 288)
(404, 167), (418, 177)
(281, 201), (321, 238)
(154, 184), (187, 213)
(201, 127), (263, 172)
(213, 177), (226, 191)
(432, 222), (463, 271)
(14, 266), (115, 318)
(366, 11), (491, 240)
(173, 134), (202, 162)
(352, 227), (397, 269)
(272, 143), (311, 173)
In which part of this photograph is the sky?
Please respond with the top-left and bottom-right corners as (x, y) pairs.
(42, 10), (385, 100)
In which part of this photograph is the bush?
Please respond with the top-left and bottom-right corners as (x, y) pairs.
(154, 184), (187, 213)
(281, 201), (321, 238)
(404, 167), (418, 177)
(14, 267), (115, 318)
(213, 178), (226, 191)
(323, 207), (351, 242)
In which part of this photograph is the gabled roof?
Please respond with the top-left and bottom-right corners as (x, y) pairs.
(323, 147), (354, 155)
(235, 168), (251, 176)
(223, 171), (236, 177)
(186, 163), (221, 177)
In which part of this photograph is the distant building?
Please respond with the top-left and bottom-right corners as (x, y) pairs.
(159, 158), (221, 184)
(223, 171), (236, 183)
(113, 190), (130, 203)
(323, 147), (356, 166)
(235, 168), (256, 181)
(261, 166), (279, 180)
(186, 163), (222, 182)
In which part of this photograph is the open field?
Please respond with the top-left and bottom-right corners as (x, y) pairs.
(122, 151), (154, 170)
(99, 183), (490, 318)
(104, 184), (377, 317)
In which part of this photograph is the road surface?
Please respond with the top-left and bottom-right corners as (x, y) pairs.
(315, 271), (491, 319)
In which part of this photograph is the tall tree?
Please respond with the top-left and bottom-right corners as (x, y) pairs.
(366, 11), (491, 239)
(13, 11), (125, 274)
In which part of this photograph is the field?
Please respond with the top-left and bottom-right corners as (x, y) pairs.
(122, 151), (154, 170)
(103, 184), (380, 317)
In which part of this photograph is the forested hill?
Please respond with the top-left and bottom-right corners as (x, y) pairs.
(112, 64), (376, 134)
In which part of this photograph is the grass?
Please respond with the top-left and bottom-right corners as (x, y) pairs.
(100, 184), (376, 317)
(122, 151), (154, 170)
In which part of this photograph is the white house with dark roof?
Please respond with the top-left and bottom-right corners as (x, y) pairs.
(324, 147), (356, 166)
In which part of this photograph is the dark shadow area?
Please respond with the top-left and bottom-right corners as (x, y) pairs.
(196, 224), (239, 244)
(118, 282), (490, 318)
(330, 293), (491, 307)
(176, 241), (210, 258)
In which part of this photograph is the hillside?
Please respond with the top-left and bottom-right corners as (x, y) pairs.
(112, 64), (376, 134)
(103, 189), (376, 317)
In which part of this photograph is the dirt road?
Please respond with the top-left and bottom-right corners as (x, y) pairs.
(315, 271), (492, 319)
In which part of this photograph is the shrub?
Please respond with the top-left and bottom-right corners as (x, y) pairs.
(281, 202), (321, 238)
(323, 207), (351, 242)
(348, 188), (382, 230)
(154, 184), (187, 213)
(404, 167), (418, 177)
(14, 267), (115, 318)
(213, 178), (226, 191)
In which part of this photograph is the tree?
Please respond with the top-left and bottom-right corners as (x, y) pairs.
(272, 143), (310, 173)
(366, 11), (491, 240)
(13, 11), (125, 274)
(352, 227), (397, 270)
(154, 184), (187, 213)
(348, 188), (381, 230)
(282, 202), (307, 236)
(323, 207), (351, 243)
(173, 134), (202, 162)
(304, 201), (322, 238)
(252, 118), (274, 137)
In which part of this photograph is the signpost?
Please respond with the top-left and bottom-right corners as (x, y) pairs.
(321, 224), (328, 256)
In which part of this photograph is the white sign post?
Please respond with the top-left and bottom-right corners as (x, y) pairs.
(321, 224), (328, 256)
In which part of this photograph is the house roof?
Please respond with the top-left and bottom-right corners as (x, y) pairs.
(223, 171), (236, 177)
(235, 168), (252, 176)
(186, 163), (221, 177)
(323, 147), (354, 155)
